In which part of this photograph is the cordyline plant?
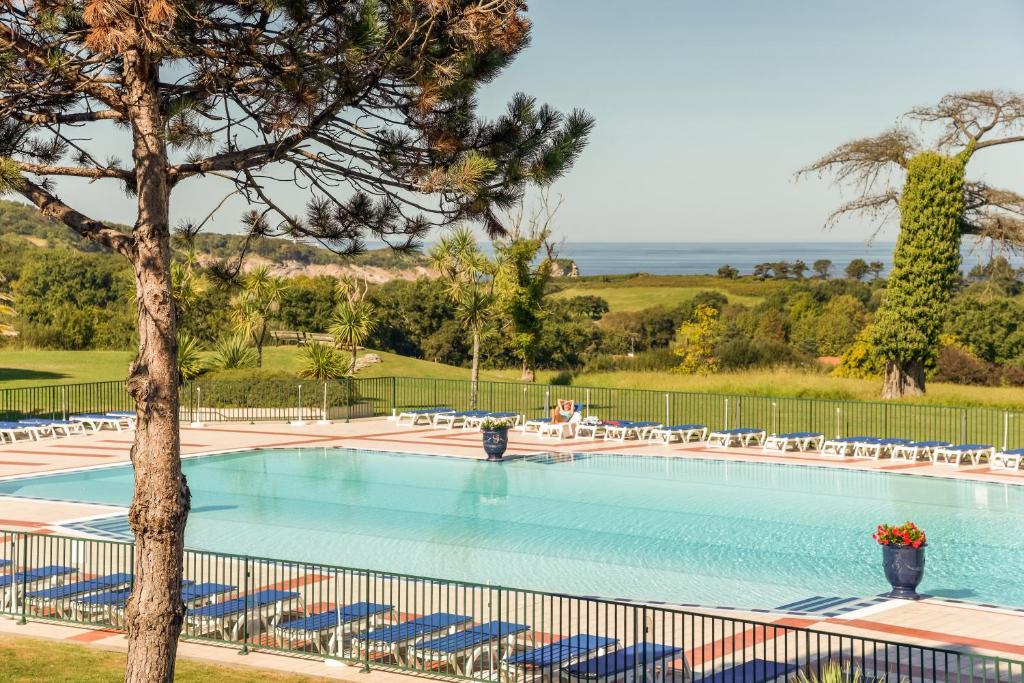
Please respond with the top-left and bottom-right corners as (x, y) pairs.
(873, 522), (926, 549)
(0, 1), (593, 680)
(801, 91), (1024, 399)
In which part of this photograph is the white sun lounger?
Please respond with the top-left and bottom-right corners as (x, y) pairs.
(891, 441), (952, 462)
(706, 428), (766, 448)
(992, 448), (1024, 471)
(69, 413), (133, 432)
(395, 408), (454, 427)
(648, 424), (708, 444)
(0, 421), (44, 443)
(763, 432), (824, 453)
(932, 444), (995, 466)
(852, 438), (910, 460)
(463, 412), (521, 431)
(432, 410), (488, 429)
(604, 421), (662, 442)
(539, 412), (582, 439)
(17, 419), (88, 438)
(820, 436), (873, 458)
(573, 419), (607, 440)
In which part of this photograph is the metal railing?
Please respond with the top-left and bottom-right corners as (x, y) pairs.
(2, 530), (1020, 682)
(3, 375), (1024, 449)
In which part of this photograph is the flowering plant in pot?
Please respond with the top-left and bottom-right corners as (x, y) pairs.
(873, 521), (927, 599)
(480, 416), (516, 461)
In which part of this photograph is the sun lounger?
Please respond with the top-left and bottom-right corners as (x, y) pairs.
(820, 436), (873, 458)
(763, 432), (823, 453)
(0, 565), (78, 611)
(540, 412), (582, 439)
(932, 444), (995, 466)
(186, 588), (301, 640)
(706, 427), (766, 448)
(891, 441), (952, 462)
(992, 448), (1024, 471)
(105, 411), (137, 429)
(852, 438), (910, 460)
(73, 580), (211, 626)
(409, 620), (528, 676)
(0, 421), (43, 443)
(396, 408), (455, 427)
(604, 421), (662, 442)
(520, 417), (552, 433)
(464, 412), (521, 431)
(351, 612), (472, 666)
(25, 572), (132, 618)
(0, 559), (9, 569)
(573, 418), (608, 440)
(563, 642), (685, 683)
(697, 658), (795, 682)
(502, 634), (617, 683)
(276, 601), (392, 655)
(433, 410), (488, 429)
(70, 413), (133, 432)
(17, 419), (88, 437)
(647, 424), (708, 445)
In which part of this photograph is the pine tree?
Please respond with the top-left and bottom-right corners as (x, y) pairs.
(0, 4), (592, 679)
(801, 91), (1024, 397)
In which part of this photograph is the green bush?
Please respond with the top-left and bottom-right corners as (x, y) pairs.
(193, 369), (361, 408)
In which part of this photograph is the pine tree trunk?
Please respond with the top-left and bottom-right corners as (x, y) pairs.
(881, 359), (925, 399)
(122, 49), (190, 683)
(470, 331), (480, 408)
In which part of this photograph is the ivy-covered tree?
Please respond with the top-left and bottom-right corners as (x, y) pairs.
(802, 91), (1024, 397)
(0, 2), (592, 679)
(674, 303), (723, 374)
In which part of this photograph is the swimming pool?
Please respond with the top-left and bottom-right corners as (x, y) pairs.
(2, 448), (1022, 609)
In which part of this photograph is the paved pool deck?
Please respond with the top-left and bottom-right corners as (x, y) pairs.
(0, 417), (1022, 676)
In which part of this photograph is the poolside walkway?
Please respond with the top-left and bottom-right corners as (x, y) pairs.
(0, 417), (1022, 673)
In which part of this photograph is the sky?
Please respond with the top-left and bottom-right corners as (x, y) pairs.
(37, 0), (1024, 243)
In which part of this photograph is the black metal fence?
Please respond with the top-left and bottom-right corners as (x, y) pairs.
(3, 376), (1024, 449)
(2, 530), (1020, 682)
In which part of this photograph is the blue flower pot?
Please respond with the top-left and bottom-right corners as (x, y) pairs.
(482, 428), (509, 461)
(882, 544), (926, 599)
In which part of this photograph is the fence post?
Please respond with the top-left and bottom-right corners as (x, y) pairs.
(1004, 412), (1010, 452)
(544, 389), (550, 417)
(191, 386), (205, 429)
(665, 393), (670, 427)
(836, 407), (841, 438)
(772, 402), (777, 435)
(585, 389), (591, 418)
(390, 377), (397, 416)
(239, 557), (250, 655)
(724, 398), (729, 430)
(961, 409), (967, 444)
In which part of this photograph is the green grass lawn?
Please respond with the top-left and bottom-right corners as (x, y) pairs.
(0, 346), (536, 389)
(551, 274), (779, 312)
(0, 634), (339, 682)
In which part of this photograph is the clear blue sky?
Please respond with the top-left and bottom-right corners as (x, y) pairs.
(45, 0), (1024, 243)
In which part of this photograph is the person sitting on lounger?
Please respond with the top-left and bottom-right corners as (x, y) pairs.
(551, 399), (576, 424)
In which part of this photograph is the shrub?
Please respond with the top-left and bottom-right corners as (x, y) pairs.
(194, 369), (360, 408)
(176, 333), (205, 382)
(794, 661), (881, 683)
(932, 345), (997, 386)
(209, 334), (257, 370)
(298, 341), (348, 381)
(549, 370), (573, 386)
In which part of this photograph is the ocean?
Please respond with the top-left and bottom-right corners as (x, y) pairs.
(546, 238), (1017, 277)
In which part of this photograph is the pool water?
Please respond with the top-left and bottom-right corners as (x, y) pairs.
(2, 448), (1022, 609)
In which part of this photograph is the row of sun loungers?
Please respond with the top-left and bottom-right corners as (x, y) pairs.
(0, 411), (135, 444)
(0, 559), (683, 681)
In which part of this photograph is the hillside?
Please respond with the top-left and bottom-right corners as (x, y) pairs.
(0, 199), (430, 282)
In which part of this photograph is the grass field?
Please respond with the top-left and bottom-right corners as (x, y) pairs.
(551, 274), (779, 311)
(0, 634), (336, 683)
(0, 346), (533, 389)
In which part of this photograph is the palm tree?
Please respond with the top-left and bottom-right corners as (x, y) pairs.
(230, 265), (287, 367)
(176, 332), (205, 381)
(0, 271), (16, 338)
(429, 227), (494, 407)
(330, 278), (377, 374)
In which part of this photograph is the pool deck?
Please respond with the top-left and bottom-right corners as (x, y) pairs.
(1, 417), (1022, 675)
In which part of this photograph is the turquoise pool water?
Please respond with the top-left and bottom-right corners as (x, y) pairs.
(2, 449), (1022, 609)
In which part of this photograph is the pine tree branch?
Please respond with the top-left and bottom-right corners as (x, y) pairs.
(16, 161), (131, 181)
(9, 110), (124, 124)
(16, 178), (133, 256)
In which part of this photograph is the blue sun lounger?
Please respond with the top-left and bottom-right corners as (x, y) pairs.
(464, 412), (522, 430)
(0, 565), (78, 610)
(647, 424), (708, 444)
(695, 658), (795, 682)
(820, 436), (874, 457)
(706, 427), (766, 448)
(502, 634), (618, 682)
(433, 410), (488, 429)
(932, 443), (996, 466)
(0, 421), (42, 443)
(72, 580), (215, 626)
(17, 419), (88, 437)
(186, 588), (301, 640)
(564, 642), (685, 682)
(70, 413), (133, 432)
(396, 408), (455, 427)
(351, 611), (472, 665)
(25, 572), (132, 617)
(409, 620), (529, 676)
(891, 441), (951, 462)
(0, 559), (9, 569)
(275, 601), (392, 655)
(993, 447), (1024, 471)
(853, 437), (910, 460)
(763, 432), (824, 452)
